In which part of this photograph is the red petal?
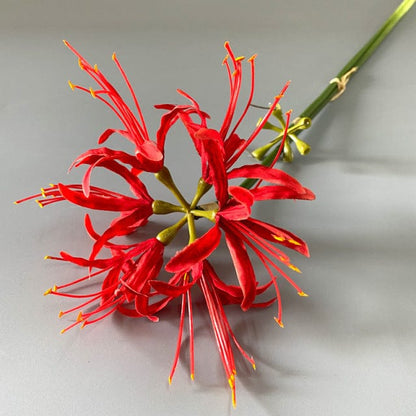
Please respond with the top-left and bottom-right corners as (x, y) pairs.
(150, 280), (195, 297)
(223, 227), (257, 311)
(251, 185), (315, 201)
(194, 128), (228, 207)
(228, 164), (308, 193)
(97, 128), (128, 144)
(224, 133), (245, 162)
(165, 224), (221, 273)
(58, 183), (143, 211)
(242, 217), (310, 257)
(219, 186), (254, 221)
(89, 208), (152, 261)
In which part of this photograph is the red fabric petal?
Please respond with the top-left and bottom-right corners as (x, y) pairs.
(251, 185), (315, 201)
(224, 133), (245, 162)
(194, 128), (228, 207)
(219, 186), (254, 221)
(135, 141), (164, 172)
(242, 217), (310, 257)
(97, 128), (129, 145)
(89, 207), (153, 261)
(165, 224), (221, 273)
(58, 183), (143, 211)
(223, 226), (257, 311)
(150, 280), (195, 297)
(228, 164), (307, 193)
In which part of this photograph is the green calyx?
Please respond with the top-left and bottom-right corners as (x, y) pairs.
(252, 106), (312, 161)
(154, 169), (217, 245)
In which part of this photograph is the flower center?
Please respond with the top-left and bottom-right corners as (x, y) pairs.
(152, 167), (217, 245)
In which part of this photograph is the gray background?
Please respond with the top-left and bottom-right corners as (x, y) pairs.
(1, 1), (415, 415)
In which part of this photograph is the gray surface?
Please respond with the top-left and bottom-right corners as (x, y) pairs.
(1, 1), (416, 415)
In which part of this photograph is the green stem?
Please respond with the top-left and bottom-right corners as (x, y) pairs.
(155, 167), (190, 209)
(156, 215), (188, 245)
(243, 0), (414, 189)
(300, 0), (414, 120)
(187, 213), (197, 244)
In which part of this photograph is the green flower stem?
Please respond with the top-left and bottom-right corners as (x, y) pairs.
(190, 178), (212, 210)
(243, 0), (414, 189)
(155, 167), (190, 209)
(300, 0), (414, 120)
(191, 209), (217, 222)
(187, 213), (197, 244)
(156, 215), (188, 245)
(152, 200), (185, 214)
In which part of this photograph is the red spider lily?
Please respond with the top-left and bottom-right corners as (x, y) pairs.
(161, 40), (315, 319)
(155, 42), (290, 174)
(64, 40), (163, 173)
(165, 165), (314, 318)
(44, 231), (168, 332)
(151, 260), (274, 406)
(16, 41), (315, 407)
(14, 154), (155, 240)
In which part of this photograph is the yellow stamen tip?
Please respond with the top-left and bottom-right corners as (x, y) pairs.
(190, 373), (194, 381)
(62, 39), (68, 46)
(35, 200), (44, 208)
(112, 52), (116, 61)
(40, 188), (46, 197)
(252, 363), (256, 370)
(49, 183), (55, 187)
(231, 69), (238, 77)
(224, 41), (230, 48)
(43, 288), (52, 296)
(13, 201), (19, 205)
(298, 291), (309, 297)
(228, 377), (234, 389)
(60, 328), (67, 334)
(94, 64), (99, 73)
(76, 312), (83, 322)
(58, 311), (64, 318)
(273, 235), (285, 242)
(288, 264), (301, 273)
(68, 80), (75, 91)
(248, 54), (257, 62)
(168, 376), (172, 385)
(274, 317), (284, 328)
(78, 58), (84, 70)
(44, 255), (50, 260)
(288, 239), (301, 246)
(235, 56), (245, 62)
(80, 321), (86, 329)
(89, 88), (96, 98)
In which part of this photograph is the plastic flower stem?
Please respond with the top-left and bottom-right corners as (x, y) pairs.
(242, 0), (414, 189)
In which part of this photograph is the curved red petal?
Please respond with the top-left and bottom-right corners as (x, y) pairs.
(228, 164), (308, 193)
(194, 128), (228, 206)
(223, 226), (257, 311)
(251, 185), (315, 201)
(165, 224), (221, 273)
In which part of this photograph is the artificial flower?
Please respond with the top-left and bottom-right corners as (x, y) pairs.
(16, 41), (314, 407)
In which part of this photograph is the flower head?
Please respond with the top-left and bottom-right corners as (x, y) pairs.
(17, 41), (314, 407)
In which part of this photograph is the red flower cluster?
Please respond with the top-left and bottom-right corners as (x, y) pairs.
(16, 41), (314, 407)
